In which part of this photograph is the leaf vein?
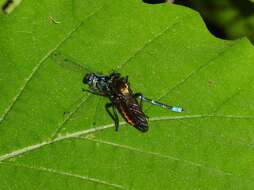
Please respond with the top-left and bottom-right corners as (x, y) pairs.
(0, 6), (104, 125)
(144, 42), (237, 112)
(116, 13), (192, 71)
(0, 115), (253, 162)
(0, 162), (127, 190)
(50, 95), (92, 140)
(213, 88), (242, 113)
(77, 137), (234, 177)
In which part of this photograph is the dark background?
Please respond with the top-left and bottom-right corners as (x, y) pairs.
(143, 0), (254, 44)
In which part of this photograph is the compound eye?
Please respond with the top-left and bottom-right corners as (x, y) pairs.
(83, 73), (92, 84)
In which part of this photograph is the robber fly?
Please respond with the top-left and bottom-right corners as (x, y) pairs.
(51, 51), (184, 132)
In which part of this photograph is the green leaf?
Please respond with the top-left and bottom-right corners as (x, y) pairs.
(1, 1), (254, 189)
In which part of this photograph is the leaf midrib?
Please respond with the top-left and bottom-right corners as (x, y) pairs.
(1, 113), (253, 187)
(0, 114), (253, 162)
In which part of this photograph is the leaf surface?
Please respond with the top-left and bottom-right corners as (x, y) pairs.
(1, 1), (254, 189)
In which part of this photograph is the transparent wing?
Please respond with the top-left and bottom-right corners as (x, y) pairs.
(50, 51), (92, 74)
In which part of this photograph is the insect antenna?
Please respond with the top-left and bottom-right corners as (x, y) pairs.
(141, 96), (184, 113)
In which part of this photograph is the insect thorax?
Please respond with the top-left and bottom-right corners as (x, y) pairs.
(84, 72), (129, 97)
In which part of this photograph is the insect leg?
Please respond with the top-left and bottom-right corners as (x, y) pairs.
(133, 93), (144, 110)
(105, 103), (119, 131)
(133, 93), (149, 119)
(135, 93), (184, 113)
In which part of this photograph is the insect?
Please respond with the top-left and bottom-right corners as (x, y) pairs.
(51, 51), (184, 132)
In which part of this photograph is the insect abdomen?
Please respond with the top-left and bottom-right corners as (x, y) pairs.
(135, 123), (148, 132)
(118, 103), (148, 132)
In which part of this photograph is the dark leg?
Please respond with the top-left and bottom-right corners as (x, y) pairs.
(105, 103), (119, 131)
(133, 93), (143, 110)
(133, 93), (149, 119)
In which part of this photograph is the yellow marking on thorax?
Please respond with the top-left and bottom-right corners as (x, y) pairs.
(120, 84), (129, 95)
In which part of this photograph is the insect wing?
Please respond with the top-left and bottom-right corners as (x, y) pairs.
(129, 103), (146, 123)
(129, 103), (148, 132)
(51, 51), (92, 75)
(117, 94), (148, 132)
